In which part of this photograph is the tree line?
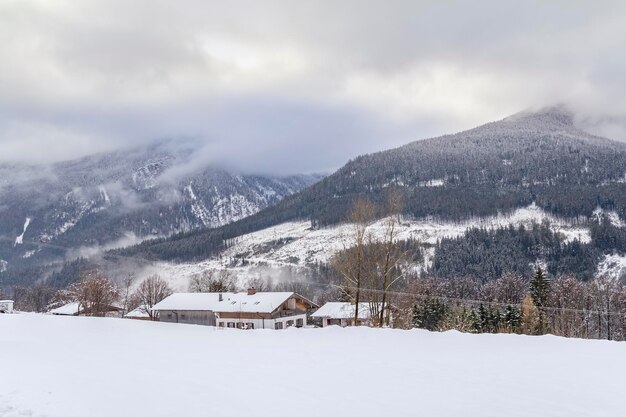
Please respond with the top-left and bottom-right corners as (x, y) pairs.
(399, 268), (626, 341)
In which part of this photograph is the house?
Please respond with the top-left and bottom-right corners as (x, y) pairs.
(151, 288), (318, 329)
(0, 300), (14, 314)
(124, 305), (152, 321)
(312, 302), (387, 327)
(48, 301), (123, 317)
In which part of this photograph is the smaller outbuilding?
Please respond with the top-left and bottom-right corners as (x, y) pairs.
(124, 305), (152, 321)
(0, 300), (14, 314)
(48, 302), (123, 317)
(312, 302), (387, 327)
(49, 302), (81, 316)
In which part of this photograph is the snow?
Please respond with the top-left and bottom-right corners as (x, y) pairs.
(185, 184), (261, 228)
(312, 302), (378, 319)
(0, 259), (7, 272)
(150, 204), (591, 289)
(592, 207), (625, 228)
(152, 292), (299, 313)
(223, 203), (589, 266)
(597, 254), (626, 281)
(14, 217), (31, 246)
(48, 302), (80, 315)
(1, 314), (626, 417)
(418, 178), (445, 187)
(21, 249), (36, 258)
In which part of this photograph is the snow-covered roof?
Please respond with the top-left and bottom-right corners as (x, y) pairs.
(49, 302), (81, 316)
(0, 300), (14, 303)
(125, 305), (151, 318)
(311, 302), (380, 320)
(152, 292), (310, 314)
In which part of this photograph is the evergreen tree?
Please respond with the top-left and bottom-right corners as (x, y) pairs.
(412, 297), (448, 331)
(503, 305), (522, 333)
(530, 267), (550, 308)
(529, 267), (550, 334)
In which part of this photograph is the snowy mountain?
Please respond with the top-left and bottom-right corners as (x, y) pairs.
(123, 107), (626, 265)
(0, 140), (321, 281)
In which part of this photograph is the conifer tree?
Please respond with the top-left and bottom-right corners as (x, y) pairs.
(503, 305), (522, 333)
(530, 267), (550, 308)
(529, 267), (550, 333)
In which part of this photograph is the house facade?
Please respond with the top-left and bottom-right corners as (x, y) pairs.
(0, 300), (14, 314)
(152, 288), (318, 329)
(312, 302), (385, 327)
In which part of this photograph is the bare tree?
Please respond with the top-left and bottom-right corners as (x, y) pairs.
(67, 270), (120, 317)
(375, 190), (406, 326)
(481, 272), (527, 304)
(134, 274), (173, 320)
(244, 277), (271, 292)
(189, 270), (235, 293)
(547, 275), (587, 338)
(121, 272), (136, 314)
(332, 198), (375, 325)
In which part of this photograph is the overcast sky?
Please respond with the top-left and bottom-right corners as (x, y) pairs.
(1, 0), (626, 174)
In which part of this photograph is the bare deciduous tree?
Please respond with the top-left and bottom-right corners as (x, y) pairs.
(67, 270), (120, 317)
(134, 274), (173, 320)
(121, 272), (136, 314)
(332, 197), (375, 325)
(189, 270), (235, 293)
(374, 190), (406, 326)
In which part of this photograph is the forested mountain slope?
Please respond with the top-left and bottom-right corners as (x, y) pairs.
(0, 140), (320, 281)
(121, 107), (626, 262)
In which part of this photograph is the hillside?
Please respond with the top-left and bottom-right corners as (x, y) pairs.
(0, 140), (320, 285)
(2, 314), (625, 417)
(121, 107), (626, 262)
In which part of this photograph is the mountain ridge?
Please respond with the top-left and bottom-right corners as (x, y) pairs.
(118, 107), (626, 263)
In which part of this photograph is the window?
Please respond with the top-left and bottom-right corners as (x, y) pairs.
(167, 314), (173, 319)
(218, 322), (224, 327)
(296, 318), (304, 328)
(181, 314), (186, 320)
(286, 320), (294, 327)
(275, 322), (283, 330)
(227, 322), (236, 328)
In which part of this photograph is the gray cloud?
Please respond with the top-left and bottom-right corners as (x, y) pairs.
(1, 0), (626, 173)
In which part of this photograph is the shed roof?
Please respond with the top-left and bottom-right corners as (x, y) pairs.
(311, 302), (380, 320)
(125, 305), (151, 318)
(49, 302), (81, 316)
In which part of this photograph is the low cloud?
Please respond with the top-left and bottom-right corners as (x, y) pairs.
(1, 0), (626, 173)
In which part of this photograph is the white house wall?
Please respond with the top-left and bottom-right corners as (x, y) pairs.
(216, 314), (307, 330)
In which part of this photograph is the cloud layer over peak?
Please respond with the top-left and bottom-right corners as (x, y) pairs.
(2, 0), (626, 173)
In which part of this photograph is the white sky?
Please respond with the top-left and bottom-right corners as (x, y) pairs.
(1, 0), (626, 174)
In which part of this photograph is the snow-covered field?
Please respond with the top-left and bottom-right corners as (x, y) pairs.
(2, 314), (625, 417)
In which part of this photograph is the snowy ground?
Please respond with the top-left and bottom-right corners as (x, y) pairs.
(143, 204), (592, 291)
(2, 314), (626, 417)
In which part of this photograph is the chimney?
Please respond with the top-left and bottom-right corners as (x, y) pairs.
(219, 293), (223, 302)
(247, 287), (256, 296)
